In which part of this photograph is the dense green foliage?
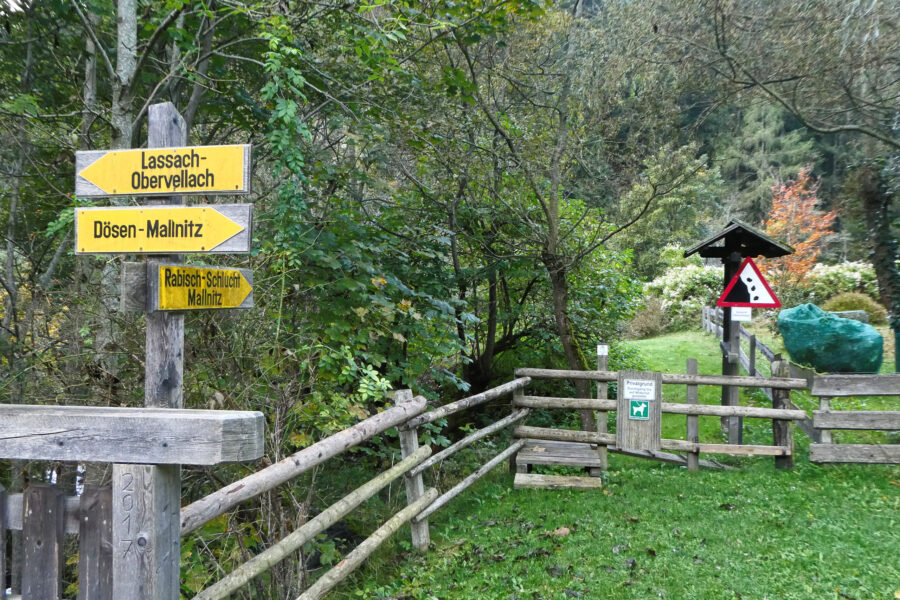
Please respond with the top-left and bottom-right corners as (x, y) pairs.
(822, 292), (890, 326)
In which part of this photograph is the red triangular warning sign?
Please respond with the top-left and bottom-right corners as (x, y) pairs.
(717, 258), (781, 308)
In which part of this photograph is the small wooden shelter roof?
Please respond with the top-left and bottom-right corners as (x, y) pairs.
(684, 219), (794, 259)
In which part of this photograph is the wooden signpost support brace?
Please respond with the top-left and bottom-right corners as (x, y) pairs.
(112, 102), (186, 600)
(721, 251), (742, 444)
(393, 390), (430, 552)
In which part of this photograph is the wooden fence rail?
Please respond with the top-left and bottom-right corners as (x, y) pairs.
(192, 446), (432, 600)
(189, 378), (531, 598)
(514, 368), (807, 389)
(180, 396), (426, 535)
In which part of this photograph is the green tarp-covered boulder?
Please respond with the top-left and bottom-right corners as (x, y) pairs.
(777, 303), (883, 373)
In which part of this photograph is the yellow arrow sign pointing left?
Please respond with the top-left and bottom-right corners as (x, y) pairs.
(154, 265), (253, 311)
(75, 145), (251, 197)
(75, 204), (252, 254)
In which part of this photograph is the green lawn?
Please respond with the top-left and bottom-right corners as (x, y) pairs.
(331, 330), (900, 600)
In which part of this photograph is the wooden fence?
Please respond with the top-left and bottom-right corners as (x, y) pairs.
(0, 485), (111, 600)
(810, 374), (900, 464)
(701, 306), (820, 441)
(513, 363), (808, 472)
(0, 381), (531, 600)
(5, 362), (899, 597)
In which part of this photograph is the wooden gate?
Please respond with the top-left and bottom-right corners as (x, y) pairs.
(511, 359), (809, 487)
(810, 374), (900, 464)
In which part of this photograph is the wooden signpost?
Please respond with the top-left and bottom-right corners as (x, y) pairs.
(76, 144), (251, 197)
(69, 102), (256, 599)
(685, 220), (793, 445)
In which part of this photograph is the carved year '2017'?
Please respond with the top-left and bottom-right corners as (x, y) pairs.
(119, 470), (135, 559)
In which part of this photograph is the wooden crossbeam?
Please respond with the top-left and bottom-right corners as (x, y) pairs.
(811, 374), (900, 397)
(810, 444), (900, 464)
(813, 410), (900, 431)
(0, 404), (264, 465)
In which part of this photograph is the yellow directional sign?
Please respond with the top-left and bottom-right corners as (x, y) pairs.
(75, 144), (251, 197)
(153, 265), (253, 311)
(75, 204), (252, 254)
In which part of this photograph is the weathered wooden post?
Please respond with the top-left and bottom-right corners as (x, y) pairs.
(111, 101), (186, 600)
(21, 485), (66, 599)
(685, 359), (700, 472)
(594, 343), (609, 473)
(0, 483), (5, 600)
(73, 99), (254, 597)
(511, 385), (526, 474)
(771, 359), (795, 469)
(78, 487), (113, 600)
(393, 389), (430, 551)
(616, 370), (662, 453)
(721, 252), (742, 444)
(748, 334), (757, 376)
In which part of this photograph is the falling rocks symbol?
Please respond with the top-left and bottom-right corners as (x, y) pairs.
(717, 257), (780, 308)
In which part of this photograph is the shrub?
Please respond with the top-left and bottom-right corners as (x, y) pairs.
(822, 292), (889, 325)
(644, 264), (721, 331)
(624, 297), (667, 339)
(806, 262), (880, 303)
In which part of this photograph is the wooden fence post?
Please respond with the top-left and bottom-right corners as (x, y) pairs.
(394, 389), (430, 551)
(771, 359), (795, 469)
(113, 102), (185, 600)
(818, 396), (833, 445)
(21, 485), (65, 600)
(0, 483), (6, 600)
(78, 487), (113, 600)
(594, 343), (609, 473)
(748, 335), (757, 376)
(685, 359), (699, 472)
(511, 385), (526, 474)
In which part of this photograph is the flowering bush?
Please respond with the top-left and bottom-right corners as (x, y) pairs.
(805, 262), (880, 303)
(644, 264), (722, 330)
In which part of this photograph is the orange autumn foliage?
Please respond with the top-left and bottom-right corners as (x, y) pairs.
(761, 169), (836, 294)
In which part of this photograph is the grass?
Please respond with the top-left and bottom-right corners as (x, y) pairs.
(327, 329), (899, 600)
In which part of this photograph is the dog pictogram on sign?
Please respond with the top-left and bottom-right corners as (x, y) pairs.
(717, 257), (780, 308)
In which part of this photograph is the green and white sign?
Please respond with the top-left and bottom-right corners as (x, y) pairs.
(629, 400), (650, 420)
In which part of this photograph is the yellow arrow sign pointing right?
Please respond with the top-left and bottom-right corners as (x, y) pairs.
(75, 205), (252, 254)
(156, 265), (253, 311)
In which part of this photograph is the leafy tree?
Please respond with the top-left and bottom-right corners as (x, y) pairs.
(761, 169), (836, 303)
